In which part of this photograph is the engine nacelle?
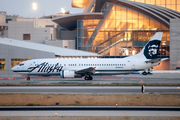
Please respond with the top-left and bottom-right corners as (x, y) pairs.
(60, 70), (75, 78)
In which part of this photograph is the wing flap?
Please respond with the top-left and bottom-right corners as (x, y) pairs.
(75, 67), (95, 75)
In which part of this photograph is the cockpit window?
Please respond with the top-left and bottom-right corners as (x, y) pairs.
(19, 63), (24, 66)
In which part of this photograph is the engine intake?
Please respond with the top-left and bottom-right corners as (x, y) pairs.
(60, 70), (75, 78)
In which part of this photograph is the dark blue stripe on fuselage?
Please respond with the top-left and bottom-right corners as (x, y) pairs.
(12, 70), (30, 72)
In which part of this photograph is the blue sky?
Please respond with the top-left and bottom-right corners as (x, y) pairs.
(0, 0), (84, 18)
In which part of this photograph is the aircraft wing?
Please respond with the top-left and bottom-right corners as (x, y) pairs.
(145, 58), (169, 63)
(75, 67), (95, 75)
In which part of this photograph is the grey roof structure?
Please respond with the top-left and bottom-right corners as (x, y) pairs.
(54, 0), (180, 30)
(0, 38), (100, 56)
(52, 13), (104, 31)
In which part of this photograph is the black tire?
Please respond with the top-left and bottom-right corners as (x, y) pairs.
(84, 76), (88, 81)
(142, 72), (147, 75)
(90, 76), (93, 80)
(27, 77), (30, 81)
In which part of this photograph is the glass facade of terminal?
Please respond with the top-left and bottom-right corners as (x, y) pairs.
(77, 3), (169, 58)
(130, 0), (180, 12)
(0, 59), (5, 71)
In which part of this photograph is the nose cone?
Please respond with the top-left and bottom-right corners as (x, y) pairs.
(11, 66), (17, 72)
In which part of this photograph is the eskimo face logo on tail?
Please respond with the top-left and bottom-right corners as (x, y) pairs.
(144, 40), (161, 59)
(148, 44), (158, 57)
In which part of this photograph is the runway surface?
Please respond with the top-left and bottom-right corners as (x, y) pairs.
(0, 74), (180, 118)
(0, 86), (180, 94)
(0, 106), (179, 117)
(0, 73), (180, 85)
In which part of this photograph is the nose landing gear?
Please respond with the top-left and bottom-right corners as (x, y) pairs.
(27, 76), (30, 81)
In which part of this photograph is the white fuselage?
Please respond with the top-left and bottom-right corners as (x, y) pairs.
(12, 55), (158, 76)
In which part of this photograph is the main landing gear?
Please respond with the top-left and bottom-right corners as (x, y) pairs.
(142, 68), (153, 75)
(84, 75), (93, 80)
(27, 76), (30, 81)
(142, 71), (147, 75)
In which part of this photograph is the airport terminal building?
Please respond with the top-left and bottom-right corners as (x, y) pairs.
(53, 0), (180, 70)
(1, 0), (180, 76)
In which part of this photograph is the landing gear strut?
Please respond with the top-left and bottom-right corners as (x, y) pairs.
(84, 75), (93, 80)
(27, 76), (30, 81)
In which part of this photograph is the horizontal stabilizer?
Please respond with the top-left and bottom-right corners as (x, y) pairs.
(161, 58), (169, 61)
(145, 58), (161, 63)
(145, 58), (169, 63)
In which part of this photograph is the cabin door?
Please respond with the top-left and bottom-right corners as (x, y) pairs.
(28, 60), (38, 73)
(29, 60), (37, 68)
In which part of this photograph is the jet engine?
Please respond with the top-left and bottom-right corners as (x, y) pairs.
(60, 70), (82, 78)
(60, 70), (75, 78)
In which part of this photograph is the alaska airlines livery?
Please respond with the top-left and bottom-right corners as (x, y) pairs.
(12, 32), (166, 80)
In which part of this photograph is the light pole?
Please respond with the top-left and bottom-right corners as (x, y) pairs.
(32, 2), (37, 18)
(61, 7), (66, 14)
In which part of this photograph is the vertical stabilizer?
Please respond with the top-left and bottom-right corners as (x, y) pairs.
(139, 32), (163, 59)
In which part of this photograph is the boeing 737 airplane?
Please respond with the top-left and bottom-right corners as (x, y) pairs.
(12, 32), (166, 80)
